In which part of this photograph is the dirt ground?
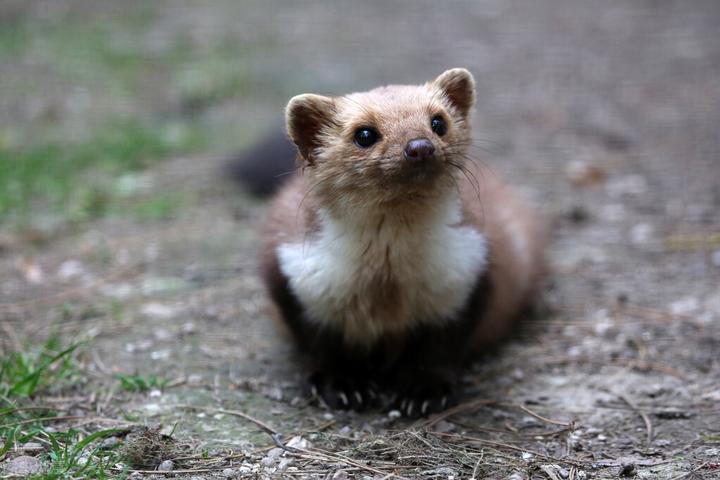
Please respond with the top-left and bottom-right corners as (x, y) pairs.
(2, 0), (719, 478)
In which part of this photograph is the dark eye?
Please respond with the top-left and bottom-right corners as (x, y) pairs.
(431, 115), (447, 136)
(354, 127), (379, 148)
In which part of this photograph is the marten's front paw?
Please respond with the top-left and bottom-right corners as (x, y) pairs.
(309, 372), (379, 411)
(393, 381), (457, 418)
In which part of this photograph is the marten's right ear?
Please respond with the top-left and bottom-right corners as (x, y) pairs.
(433, 68), (476, 118)
(285, 94), (335, 164)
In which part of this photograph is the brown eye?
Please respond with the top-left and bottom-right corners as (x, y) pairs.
(431, 115), (447, 136)
(354, 127), (379, 148)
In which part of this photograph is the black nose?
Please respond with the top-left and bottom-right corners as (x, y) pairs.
(404, 138), (435, 162)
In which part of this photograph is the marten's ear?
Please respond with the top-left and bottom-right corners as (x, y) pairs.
(433, 68), (476, 117)
(285, 94), (335, 163)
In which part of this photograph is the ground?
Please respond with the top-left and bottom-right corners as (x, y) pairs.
(1, 1), (719, 479)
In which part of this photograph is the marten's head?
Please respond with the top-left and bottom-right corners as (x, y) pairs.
(285, 68), (475, 209)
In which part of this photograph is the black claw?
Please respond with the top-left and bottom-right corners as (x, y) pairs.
(406, 400), (415, 417)
(308, 372), (381, 412)
(392, 378), (458, 417)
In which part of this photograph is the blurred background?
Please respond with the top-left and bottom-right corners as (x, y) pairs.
(2, 0), (718, 229)
(1, 1), (719, 475)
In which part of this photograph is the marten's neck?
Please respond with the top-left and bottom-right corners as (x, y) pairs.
(316, 187), (461, 236)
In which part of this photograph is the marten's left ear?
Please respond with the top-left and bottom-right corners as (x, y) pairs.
(433, 68), (476, 117)
(285, 94), (335, 164)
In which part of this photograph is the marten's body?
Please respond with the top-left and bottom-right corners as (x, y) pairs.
(260, 69), (545, 417)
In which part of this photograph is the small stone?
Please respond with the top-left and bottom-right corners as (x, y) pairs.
(607, 174), (647, 197)
(261, 447), (283, 466)
(58, 260), (84, 279)
(277, 458), (294, 471)
(521, 451), (533, 461)
(4, 456), (43, 475)
(286, 435), (309, 449)
(322, 412), (335, 421)
(565, 160), (607, 187)
(222, 468), (236, 478)
(630, 223), (653, 245)
(711, 250), (720, 267)
(387, 409), (402, 419)
(332, 471), (350, 480)
(431, 420), (456, 433)
(158, 460), (174, 471)
(141, 303), (176, 319)
(619, 463), (637, 476)
(669, 297), (700, 315)
(262, 386), (283, 401)
(100, 437), (118, 449)
(567, 205), (590, 224)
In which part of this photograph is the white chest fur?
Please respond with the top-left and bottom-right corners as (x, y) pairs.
(277, 199), (488, 346)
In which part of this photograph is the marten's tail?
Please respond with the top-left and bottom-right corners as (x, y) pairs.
(225, 128), (297, 196)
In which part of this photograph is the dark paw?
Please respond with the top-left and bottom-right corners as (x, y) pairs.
(393, 383), (457, 418)
(309, 372), (379, 411)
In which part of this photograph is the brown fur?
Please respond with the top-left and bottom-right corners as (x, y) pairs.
(262, 68), (544, 350)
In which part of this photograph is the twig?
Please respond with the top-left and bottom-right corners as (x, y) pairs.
(618, 393), (653, 446)
(121, 468), (222, 475)
(470, 450), (484, 480)
(289, 447), (410, 480)
(540, 464), (563, 480)
(432, 431), (586, 468)
(0, 415), (133, 429)
(414, 397), (497, 429)
(174, 404), (278, 437)
(668, 462), (710, 480)
(517, 404), (576, 428)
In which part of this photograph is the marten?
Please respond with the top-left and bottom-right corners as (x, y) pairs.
(256, 68), (545, 417)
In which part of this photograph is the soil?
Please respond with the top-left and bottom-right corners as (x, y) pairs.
(1, 0), (719, 478)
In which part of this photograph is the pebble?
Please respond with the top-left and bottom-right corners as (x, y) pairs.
(141, 302), (176, 319)
(158, 460), (174, 471)
(565, 160), (607, 187)
(100, 437), (118, 449)
(431, 420), (456, 433)
(261, 447), (283, 466)
(669, 297), (700, 315)
(711, 250), (720, 267)
(607, 174), (647, 197)
(58, 259), (85, 279)
(3, 455), (42, 475)
(286, 435), (310, 449)
(619, 463), (637, 476)
(630, 223), (653, 245)
(504, 472), (528, 480)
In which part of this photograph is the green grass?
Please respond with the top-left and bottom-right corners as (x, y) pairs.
(131, 194), (183, 222)
(0, 338), (128, 478)
(0, 119), (206, 224)
(0, 3), (276, 227)
(115, 373), (169, 393)
(0, 338), (82, 399)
